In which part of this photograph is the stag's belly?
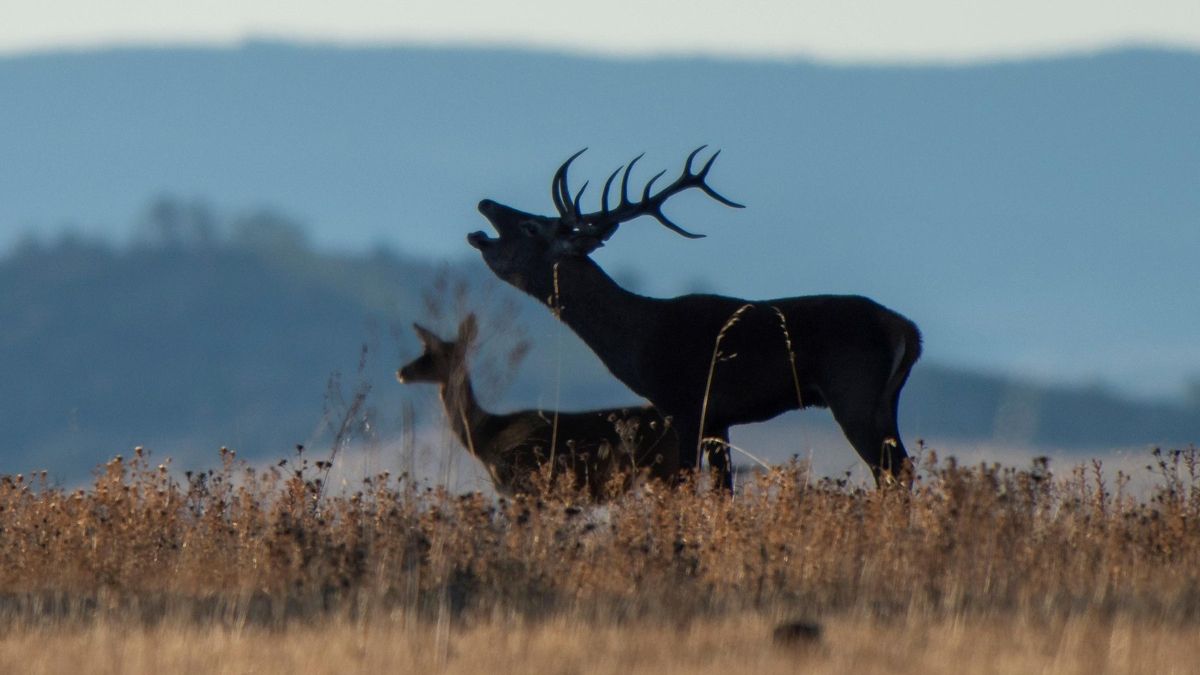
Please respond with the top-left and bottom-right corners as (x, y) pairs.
(704, 380), (826, 426)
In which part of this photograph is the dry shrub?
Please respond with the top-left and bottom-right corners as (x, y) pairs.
(1, 445), (1198, 628)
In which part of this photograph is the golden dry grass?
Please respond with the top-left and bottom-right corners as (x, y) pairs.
(1, 445), (1198, 673)
(3, 613), (1199, 674)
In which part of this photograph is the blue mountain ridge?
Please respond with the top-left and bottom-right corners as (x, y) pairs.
(1, 42), (1197, 399)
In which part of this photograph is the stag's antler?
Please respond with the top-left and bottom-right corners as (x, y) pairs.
(551, 146), (743, 243)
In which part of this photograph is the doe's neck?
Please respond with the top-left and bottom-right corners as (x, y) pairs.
(438, 370), (491, 458)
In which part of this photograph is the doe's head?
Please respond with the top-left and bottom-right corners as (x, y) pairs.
(396, 314), (478, 385)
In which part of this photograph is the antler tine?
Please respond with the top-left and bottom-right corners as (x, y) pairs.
(552, 148), (588, 218)
(551, 173), (568, 219)
(693, 150), (745, 209)
(600, 167), (621, 212)
(682, 145), (708, 175)
(641, 170), (667, 202)
(651, 211), (706, 239)
(551, 178), (566, 217)
(618, 154), (644, 210)
(572, 181), (589, 221)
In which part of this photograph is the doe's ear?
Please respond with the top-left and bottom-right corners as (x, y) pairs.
(457, 314), (479, 346)
(411, 323), (442, 348)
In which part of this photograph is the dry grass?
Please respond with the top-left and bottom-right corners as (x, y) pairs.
(3, 611), (1199, 674)
(1, 445), (1199, 672)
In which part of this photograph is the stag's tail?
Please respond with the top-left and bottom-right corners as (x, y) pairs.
(884, 316), (923, 413)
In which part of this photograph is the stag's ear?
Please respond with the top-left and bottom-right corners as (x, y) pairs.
(457, 314), (479, 346)
(411, 323), (441, 348)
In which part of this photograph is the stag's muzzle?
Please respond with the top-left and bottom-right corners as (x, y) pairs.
(466, 230), (492, 250)
(477, 199), (500, 217)
(469, 200), (505, 249)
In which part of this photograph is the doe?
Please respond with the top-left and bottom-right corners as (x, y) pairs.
(397, 314), (680, 499)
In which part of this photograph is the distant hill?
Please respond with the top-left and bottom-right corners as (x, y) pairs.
(0, 43), (1198, 398)
(0, 214), (428, 475)
(2, 204), (1196, 481)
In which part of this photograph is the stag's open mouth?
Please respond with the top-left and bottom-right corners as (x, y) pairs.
(467, 231), (494, 250)
(469, 200), (503, 249)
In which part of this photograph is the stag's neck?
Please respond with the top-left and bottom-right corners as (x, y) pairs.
(547, 257), (660, 374)
(439, 373), (492, 459)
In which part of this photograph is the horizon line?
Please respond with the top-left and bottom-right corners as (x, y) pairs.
(2, 34), (1198, 68)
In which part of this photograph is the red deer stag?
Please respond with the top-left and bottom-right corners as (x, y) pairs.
(397, 314), (680, 499)
(468, 147), (922, 488)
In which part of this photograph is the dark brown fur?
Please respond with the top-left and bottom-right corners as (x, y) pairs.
(468, 150), (922, 488)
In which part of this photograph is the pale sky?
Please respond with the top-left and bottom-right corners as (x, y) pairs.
(4, 0), (1198, 61)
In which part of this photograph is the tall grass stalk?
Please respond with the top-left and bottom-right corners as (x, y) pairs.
(696, 304), (755, 473)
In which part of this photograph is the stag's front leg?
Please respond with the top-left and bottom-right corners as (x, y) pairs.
(703, 427), (733, 493)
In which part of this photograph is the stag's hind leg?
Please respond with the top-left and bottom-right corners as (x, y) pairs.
(873, 404), (912, 486)
(825, 382), (911, 488)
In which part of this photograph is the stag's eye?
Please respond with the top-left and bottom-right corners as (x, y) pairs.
(519, 221), (541, 237)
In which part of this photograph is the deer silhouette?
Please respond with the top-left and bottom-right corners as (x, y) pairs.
(468, 147), (922, 488)
(396, 314), (680, 499)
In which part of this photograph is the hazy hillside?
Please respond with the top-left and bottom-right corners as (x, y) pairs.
(0, 44), (1198, 399)
(2, 203), (1196, 482)
(0, 214), (429, 474)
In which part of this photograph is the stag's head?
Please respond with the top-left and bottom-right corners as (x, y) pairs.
(468, 147), (742, 293)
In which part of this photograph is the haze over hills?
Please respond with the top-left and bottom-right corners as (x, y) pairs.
(1, 204), (1197, 482)
(1, 43), (1198, 399)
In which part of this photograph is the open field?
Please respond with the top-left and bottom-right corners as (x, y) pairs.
(4, 613), (1199, 674)
(1, 445), (1198, 673)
